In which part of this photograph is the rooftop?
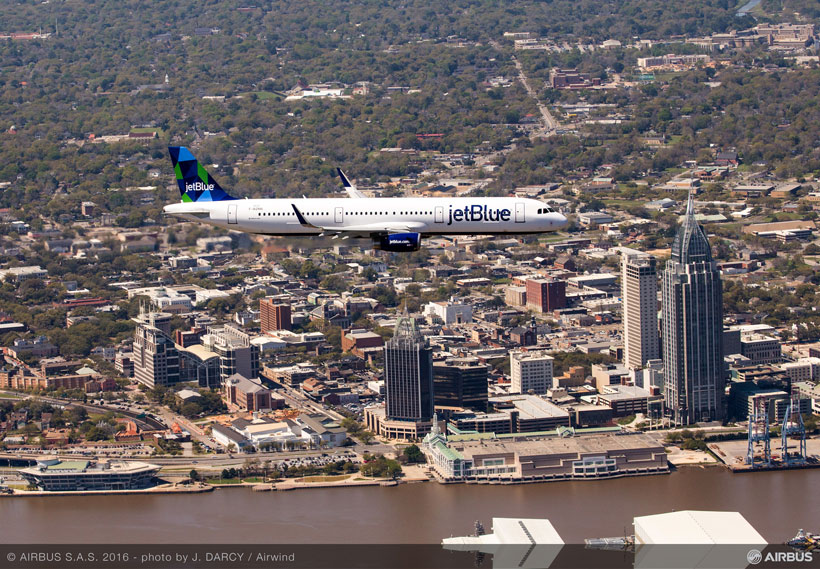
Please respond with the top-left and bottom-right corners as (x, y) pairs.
(489, 395), (568, 420)
(634, 511), (766, 545)
(453, 433), (662, 460)
(443, 517), (564, 546)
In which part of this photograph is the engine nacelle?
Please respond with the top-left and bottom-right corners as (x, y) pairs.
(375, 232), (421, 252)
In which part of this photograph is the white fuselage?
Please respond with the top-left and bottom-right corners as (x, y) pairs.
(164, 196), (566, 236)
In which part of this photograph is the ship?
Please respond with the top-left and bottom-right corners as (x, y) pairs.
(787, 529), (819, 550)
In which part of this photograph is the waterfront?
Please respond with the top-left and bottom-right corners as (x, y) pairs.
(3, 467), (818, 544)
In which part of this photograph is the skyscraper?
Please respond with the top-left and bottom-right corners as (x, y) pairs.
(661, 192), (725, 424)
(385, 317), (434, 423)
(622, 249), (660, 370)
(133, 309), (180, 389)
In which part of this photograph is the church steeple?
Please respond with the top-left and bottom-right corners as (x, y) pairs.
(671, 187), (712, 263)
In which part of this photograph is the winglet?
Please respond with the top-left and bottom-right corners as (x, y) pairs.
(338, 168), (353, 188)
(291, 203), (319, 228)
(337, 168), (365, 198)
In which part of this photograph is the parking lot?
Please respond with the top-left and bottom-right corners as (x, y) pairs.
(273, 451), (360, 470)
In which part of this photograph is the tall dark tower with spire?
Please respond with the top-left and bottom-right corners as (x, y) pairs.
(661, 191), (725, 424)
(385, 317), (434, 422)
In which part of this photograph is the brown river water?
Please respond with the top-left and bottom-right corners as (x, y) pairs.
(2, 467), (818, 544)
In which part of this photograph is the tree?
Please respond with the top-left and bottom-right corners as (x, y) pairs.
(359, 430), (375, 444)
(403, 444), (425, 463)
(189, 469), (200, 482)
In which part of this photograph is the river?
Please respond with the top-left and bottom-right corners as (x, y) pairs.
(2, 467), (818, 544)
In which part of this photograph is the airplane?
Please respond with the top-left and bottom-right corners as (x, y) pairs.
(163, 146), (567, 252)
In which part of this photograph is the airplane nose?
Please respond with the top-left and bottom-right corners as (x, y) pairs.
(552, 213), (568, 229)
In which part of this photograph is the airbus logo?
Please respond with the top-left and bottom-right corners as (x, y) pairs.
(185, 182), (215, 192)
(448, 204), (511, 225)
(747, 549), (813, 565)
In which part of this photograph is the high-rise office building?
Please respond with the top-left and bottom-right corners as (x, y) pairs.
(201, 324), (260, 386)
(260, 298), (292, 332)
(385, 317), (434, 422)
(133, 310), (181, 389)
(510, 350), (554, 395)
(661, 193), (725, 424)
(622, 250), (660, 370)
(525, 278), (566, 313)
(433, 357), (489, 411)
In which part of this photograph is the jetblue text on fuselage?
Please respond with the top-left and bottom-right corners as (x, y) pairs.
(186, 182), (215, 192)
(448, 204), (511, 225)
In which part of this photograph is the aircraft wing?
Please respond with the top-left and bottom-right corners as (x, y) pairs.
(291, 204), (423, 237)
(337, 168), (366, 199)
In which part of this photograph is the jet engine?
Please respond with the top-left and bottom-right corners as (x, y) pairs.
(375, 232), (421, 252)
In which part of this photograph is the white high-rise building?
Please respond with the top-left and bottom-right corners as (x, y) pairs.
(510, 351), (554, 395)
(622, 249), (660, 370)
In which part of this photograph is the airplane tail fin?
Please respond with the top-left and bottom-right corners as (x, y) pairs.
(168, 146), (237, 202)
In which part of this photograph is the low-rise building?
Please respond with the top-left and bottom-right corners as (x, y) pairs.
(211, 423), (251, 450)
(451, 395), (570, 434)
(592, 385), (660, 417)
(223, 373), (274, 412)
(341, 329), (384, 358)
(577, 212), (614, 226)
(423, 425), (667, 483)
(740, 334), (781, 365)
(0, 266), (47, 283)
(592, 363), (630, 392)
(19, 459), (160, 491)
(425, 301), (473, 325)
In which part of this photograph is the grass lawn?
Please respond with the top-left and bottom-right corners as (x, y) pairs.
(206, 478), (242, 485)
(603, 198), (643, 207)
(130, 126), (166, 136)
(540, 233), (569, 243)
(294, 474), (352, 483)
